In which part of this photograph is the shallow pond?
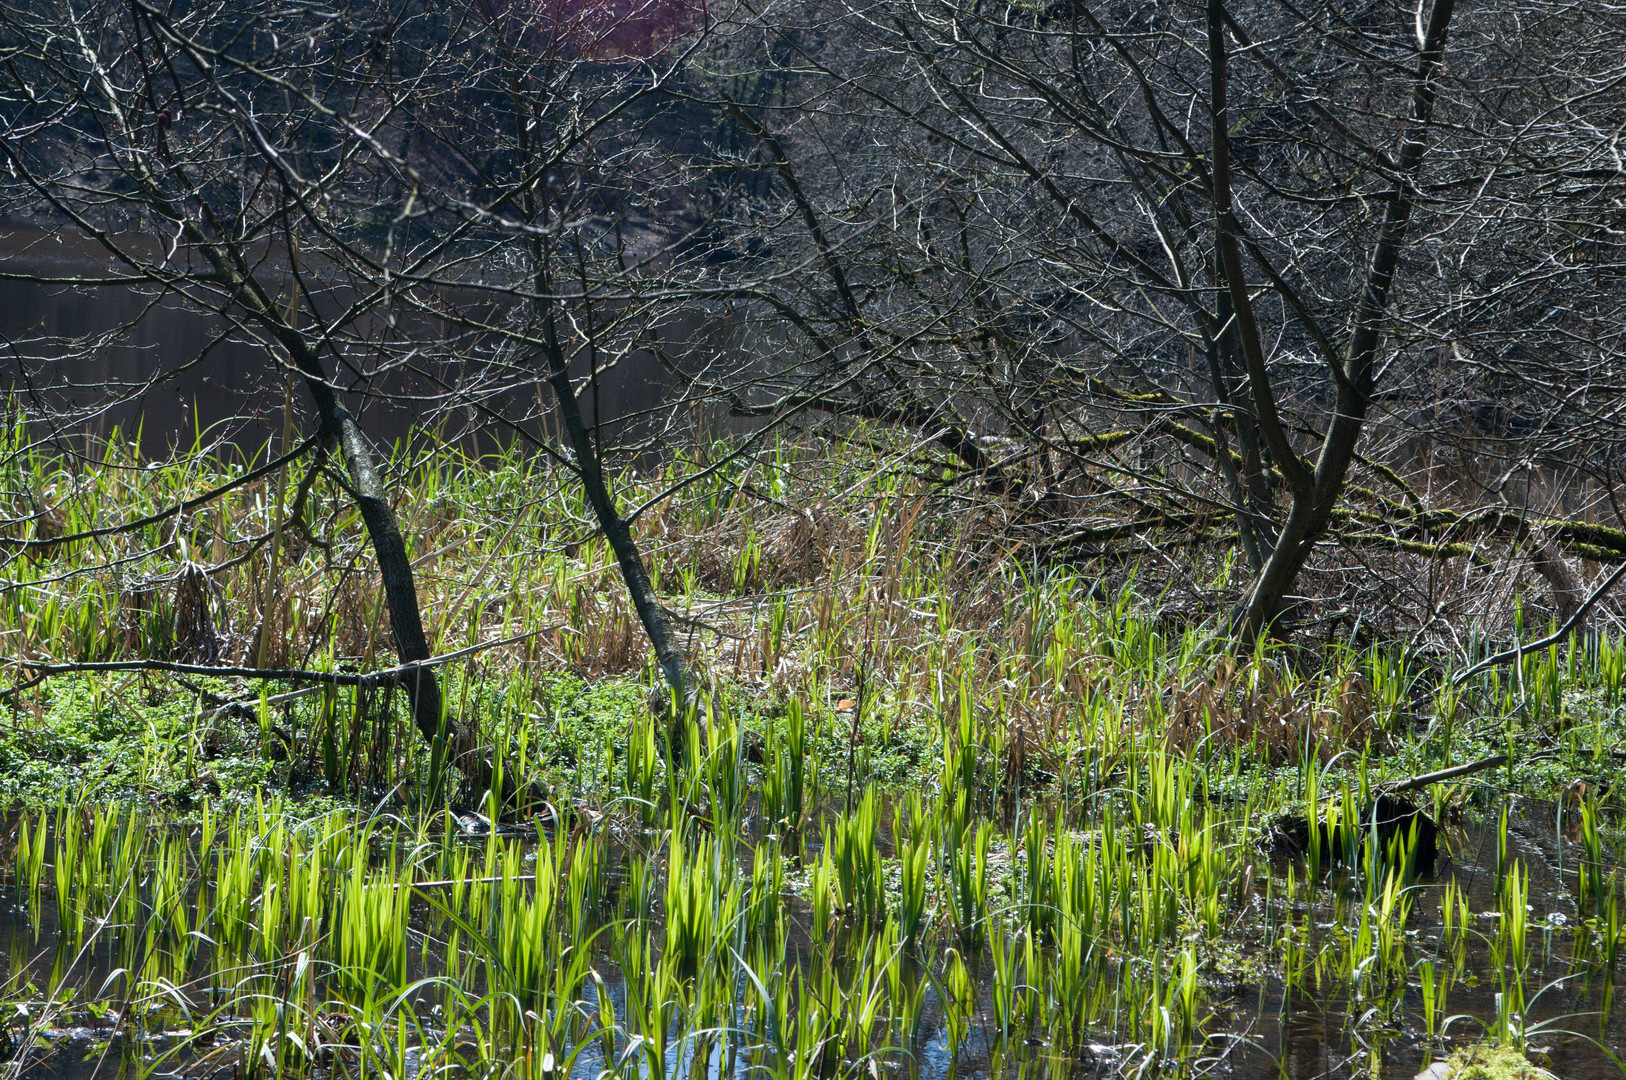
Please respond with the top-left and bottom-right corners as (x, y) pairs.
(0, 794), (1621, 1080)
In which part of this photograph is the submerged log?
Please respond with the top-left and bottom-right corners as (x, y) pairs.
(1265, 755), (1509, 870)
(1269, 793), (1439, 870)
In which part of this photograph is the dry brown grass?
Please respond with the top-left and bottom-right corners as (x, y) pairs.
(668, 505), (861, 594)
(172, 562), (224, 664)
(547, 582), (639, 677)
(1164, 658), (1392, 763)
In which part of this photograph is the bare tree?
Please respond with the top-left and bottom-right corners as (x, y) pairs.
(0, 0), (477, 771)
(691, 0), (1626, 643)
(0, 0), (787, 762)
(5, 0), (1626, 685)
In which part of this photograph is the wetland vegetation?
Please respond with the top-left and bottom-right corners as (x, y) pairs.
(1, 425), (1624, 1080)
(4, 0), (1626, 1073)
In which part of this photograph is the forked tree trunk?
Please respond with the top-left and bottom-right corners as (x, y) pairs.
(1223, 0), (1460, 643)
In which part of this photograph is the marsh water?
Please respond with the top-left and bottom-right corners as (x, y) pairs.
(1237, 803), (1626, 1080)
(1, 799), (1622, 1080)
(0, 226), (680, 458)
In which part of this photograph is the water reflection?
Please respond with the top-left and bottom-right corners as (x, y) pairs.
(0, 226), (678, 460)
(0, 799), (1621, 1080)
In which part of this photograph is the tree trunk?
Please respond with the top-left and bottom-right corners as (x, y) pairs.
(0, 18), (463, 789)
(536, 298), (689, 707)
(1225, 0), (1459, 643)
(204, 250), (456, 777)
(1530, 531), (1584, 629)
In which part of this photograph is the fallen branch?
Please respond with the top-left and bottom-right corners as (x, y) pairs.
(1451, 559), (1626, 685)
(0, 627), (554, 703)
(1382, 753), (1509, 794)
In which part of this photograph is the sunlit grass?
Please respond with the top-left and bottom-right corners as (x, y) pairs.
(0, 419), (1624, 1075)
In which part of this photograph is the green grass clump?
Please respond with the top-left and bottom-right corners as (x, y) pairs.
(1441, 1042), (1548, 1080)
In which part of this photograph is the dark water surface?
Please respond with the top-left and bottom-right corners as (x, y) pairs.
(0, 225), (679, 460)
(1228, 804), (1626, 1080)
(0, 226), (302, 455)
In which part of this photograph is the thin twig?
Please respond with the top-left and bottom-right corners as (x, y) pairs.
(0, 436), (319, 550)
